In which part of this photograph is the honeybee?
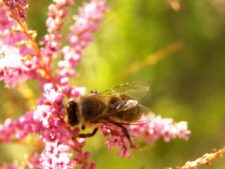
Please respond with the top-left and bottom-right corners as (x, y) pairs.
(67, 82), (150, 146)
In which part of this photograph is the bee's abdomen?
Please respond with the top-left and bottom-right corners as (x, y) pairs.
(108, 95), (141, 122)
(116, 105), (141, 122)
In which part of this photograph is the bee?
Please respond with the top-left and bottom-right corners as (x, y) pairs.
(67, 82), (150, 146)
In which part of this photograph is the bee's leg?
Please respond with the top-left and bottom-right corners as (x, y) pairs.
(78, 128), (98, 138)
(104, 118), (137, 149)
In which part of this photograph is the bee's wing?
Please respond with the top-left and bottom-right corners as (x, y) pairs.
(102, 99), (151, 118)
(99, 100), (151, 125)
(139, 104), (152, 115)
(98, 81), (150, 98)
(110, 99), (138, 111)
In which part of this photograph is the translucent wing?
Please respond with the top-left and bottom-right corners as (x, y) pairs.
(98, 81), (150, 98)
(90, 100), (133, 122)
(109, 99), (138, 111)
(109, 101), (151, 116)
(98, 103), (151, 125)
(101, 99), (151, 120)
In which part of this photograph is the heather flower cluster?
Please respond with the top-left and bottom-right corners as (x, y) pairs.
(0, 0), (190, 168)
(2, 0), (28, 20)
(101, 114), (190, 157)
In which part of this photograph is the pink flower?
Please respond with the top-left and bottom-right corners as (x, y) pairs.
(0, 6), (15, 31)
(56, 0), (107, 82)
(2, 0), (28, 20)
(43, 83), (63, 104)
(0, 112), (41, 141)
(0, 5), (28, 49)
(40, 142), (75, 169)
(40, 0), (73, 67)
(28, 153), (41, 169)
(69, 0), (107, 52)
(101, 114), (190, 157)
(0, 43), (23, 68)
(0, 5), (38, 87)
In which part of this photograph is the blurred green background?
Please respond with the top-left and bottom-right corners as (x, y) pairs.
(1, 0), (225, 168)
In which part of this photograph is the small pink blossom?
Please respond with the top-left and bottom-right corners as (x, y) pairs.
(43, 84), (63, 104)
(69, 0), (107, 52)
(0, 43), (23, 68)
(40, 142), (75, 169)
(0, 5), (15, 31)
(2, 0), (28, 20)
(0, 40), (31, 88)
(33, 105), (54, 128)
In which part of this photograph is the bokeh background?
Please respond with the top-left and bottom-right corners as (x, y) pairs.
(1, 0), (225, 168)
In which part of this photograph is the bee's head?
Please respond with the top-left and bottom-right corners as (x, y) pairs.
(67, 100), (80, 126)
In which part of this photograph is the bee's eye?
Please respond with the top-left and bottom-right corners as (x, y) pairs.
(67, 100), (79, 126)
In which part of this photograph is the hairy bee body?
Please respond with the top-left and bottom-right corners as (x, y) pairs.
(78, 94), (107, 126)
(66, 82), (150, 143)
(68, 93), (141, 127)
